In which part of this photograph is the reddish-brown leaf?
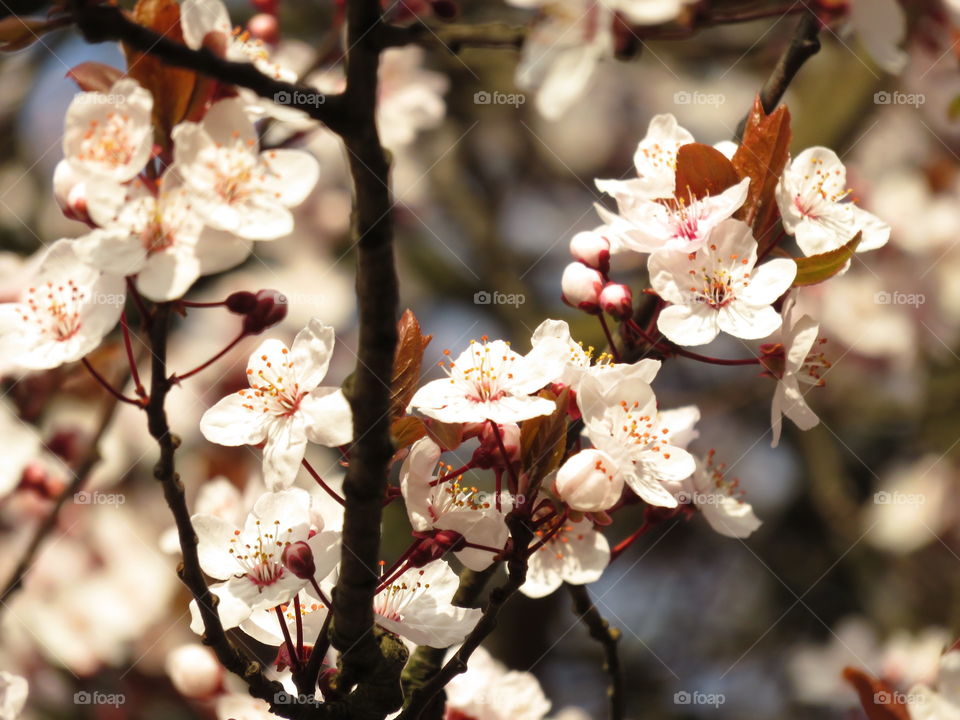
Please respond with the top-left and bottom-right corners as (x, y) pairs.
(674, 143), (740, 201)
(425, 420), (464, 451)
(123, 0), (197, 145)
(390, 309), (432, 418)
(66, 62), (123, 93)
(842, 667), (910, 720)
(390, 416), (427, 451)
(732, 96), (792, 250)
(520, 388), (570, 495)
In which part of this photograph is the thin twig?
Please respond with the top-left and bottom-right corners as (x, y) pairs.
(567, 584), (624, 720)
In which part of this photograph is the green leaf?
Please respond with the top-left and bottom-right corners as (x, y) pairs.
(792, 232), (862, 287)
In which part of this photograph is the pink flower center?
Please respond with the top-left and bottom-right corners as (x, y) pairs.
(18, 280), (85, 342)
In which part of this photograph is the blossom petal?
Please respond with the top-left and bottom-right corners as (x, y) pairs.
(657, 303), (719, 346)
(290, 318), (335, 391)
(200, 394), (269, 447)
(300, 387), (353, 447)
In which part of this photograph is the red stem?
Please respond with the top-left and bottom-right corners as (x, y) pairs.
(611, 521), (653, 561)
(120, 312), (146, 399)
(294, 593), (304, 658)
(597, 314), (622, 362)
(302, 459), (346, 506)
(625, 319), (760, 366)
(81, 358), (142, 407)
(172, 331), (245, 382)
(275, 605), (301, 671)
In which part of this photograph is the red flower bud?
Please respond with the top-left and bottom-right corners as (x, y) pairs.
(561, 262), (603, 314)
(569, 230), (611, 274)
(599, 283), (633, 320)
(242, 289), (288, 335)
(225, 290), (258, 314)
(471, 422), (521, 469)
(281, 541), (315, 580)
(408, 530), (466, 567)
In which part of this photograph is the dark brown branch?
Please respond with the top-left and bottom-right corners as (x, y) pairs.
(380, 20), (526, 52)
(144, 304), (309, 719)
(0, 368), (129, 607)
(736, 9), (822, 138)
(69, 0), (346, 132)
(567, 584), (624, 720)
(397, 517), (534, 720)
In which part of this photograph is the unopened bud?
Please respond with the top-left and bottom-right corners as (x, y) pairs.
(554, 448), (623, 512)
(408, 529), (465, 567)
(569, 230), (611, 274)
(471, 422), (521, 469)
(281, 540), (315, 579)
(600, 283), (633, 320)
(165, 644), (223, 699)
(225, 290), (258, 314)
(561, 262), (603, 314)
(242, 289), (288, 335)
(53, 161), (93, 226)
(248, 13), (279, 44)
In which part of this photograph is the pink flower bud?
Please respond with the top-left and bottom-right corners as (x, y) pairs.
(408, 529), (465, 567)
(242, 289), (288, 335)
(554, 448), (623, 513)
(471, 422), (521, 469)
(561, 262), (604, 314)
(569, 231), (611, 274)
(281, 540), (315, 579)
(247, 13), (279, 44)
(165, 644), (223, 699)
(53, 161), (93, 226)
(600, 283), (633, 320)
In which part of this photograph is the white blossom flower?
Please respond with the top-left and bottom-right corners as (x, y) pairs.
(762, 295), (829, 448)
(775, 146), (890, 256)
(671, 451), (761, 538)
(553, 448), (624, 513)
(63, 78), (153, 183)
(445, 646), (552, 720)
(596, 113), (695, 206)
(408, 334), (566, 424)
(0, 402), (40, 497)
(600, 177), (750, 254)
(171, 97), (320, 240)
(508, 3), (692, 118)
(200, 318), (353, 491)
(850, 0), (908, 75)
(165, 644), (223, 699)
(74, 173), (251, 301)
(529, 317), (661, 397)
(521, 517), (610, 598)
(0, 240), (124, 370)
(649, 219), (797, 346)
(188, 488), (339, 633)
(373, 560), (482, 648)
(0, 672), (27, 720)
(907, 651), (960, 720)
(400, 437), (511, 571)
(578, 372), (698, 508)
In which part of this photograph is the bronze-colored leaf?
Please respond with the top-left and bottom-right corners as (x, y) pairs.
(674, 142), (740, 201)
(424, 420), (464, 451)
(792, 232), (861, 287)
(391, 416), (427, 451)
(841, 667), (910, 720)
(123, 0), (197, 146)
(732, 96), (792, 250)
(66, 62), (123, 93)
(520, 388), (570, 495)
(390, 309), (432, 418)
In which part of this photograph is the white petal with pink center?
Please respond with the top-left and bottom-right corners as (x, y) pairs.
(596, 113), (695, 204)
(409, 335), (566, 424)
(578, 373), (698, 508)
(649, 219), (796, 346)
(521, 517), (610, 599)
(768, 295), (829, 448)
(401, 437), (511, 571)
(200, 318), (353, 490)
(63, 78), (153, 183)
(374, 560), (482, 648)
(609, 177), (750, 254)
(775, 146), (889, 256)
(75, 173), (251, 301)
(188, 488), (339, 633)
(669, 452), (761, 538)
(0, 240), (123, 370)
(171, 98), (319, 240)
